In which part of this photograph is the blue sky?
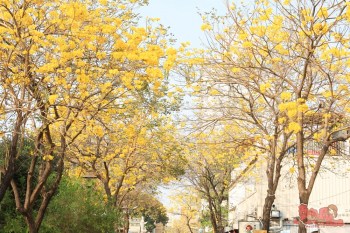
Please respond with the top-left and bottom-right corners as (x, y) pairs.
(139, 0), (226, 47)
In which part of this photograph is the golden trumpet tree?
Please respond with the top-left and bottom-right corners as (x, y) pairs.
(70, 114), (183, 206)
(69, 110), (184, 232)
(183, 126), (255, 233)
(191, 0), (350, 232)
(168, 188), (201, 233)
(0, 0), (177, 232)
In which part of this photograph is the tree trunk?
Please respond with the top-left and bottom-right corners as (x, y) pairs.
(25, 214), (38, 233)
(35, 192), (56, 231)
(261, 194), (275, 231)
(186, 217), (194, 233)
(296, 111), (308, 233)
(261, 131), (284, 232)
(211, 205), (225, 233)
(208, 203), (218, 233)
(216, 224), (225, 233)
(123, 211), (130, 233)
(0, 114), (23, 202)
(216, 207), (224, 233)
(27, 223), (38, 233)
(0, 161), (15, 202)
(298, 196), (309, 233)
(298, 219), (307, 233)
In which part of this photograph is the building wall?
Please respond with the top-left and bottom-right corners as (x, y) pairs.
(128, 217), (147, 233)
(153, 222), (165, 233)
(228, 156), (350, 232)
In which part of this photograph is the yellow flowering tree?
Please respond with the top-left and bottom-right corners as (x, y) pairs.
(69, 113), (183, 201)
(168, 188), (201, 233)
(68, 107), (184, 232)
(191, 0), (350, 232)
(182, 126), (255, 233)
(0, 0), (178, 232)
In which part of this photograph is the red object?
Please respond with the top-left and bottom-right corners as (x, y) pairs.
(294, 204), (344, 226)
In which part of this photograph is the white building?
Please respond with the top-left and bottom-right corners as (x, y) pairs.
(228, 143), (350, 233)
(128, 217), (147, 233)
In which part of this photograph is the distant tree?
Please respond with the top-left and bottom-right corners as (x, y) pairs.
(143, 202), (168, 233)
(117, 190), (168, 233)
(181, 128), (255, 233)
(169, 188), (201, 233)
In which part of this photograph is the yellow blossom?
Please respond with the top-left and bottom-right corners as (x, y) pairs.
(43, 155), (54, 161)
(201, 23), (212, 31)
(286, 122), (301, 133)
(259, 83), (271, 93)
(48, 94), (59, 104)
(280, 92), (292, 100)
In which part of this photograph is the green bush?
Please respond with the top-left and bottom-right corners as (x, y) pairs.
(0, 176), (121, 233)
(40, 177), (121, 233)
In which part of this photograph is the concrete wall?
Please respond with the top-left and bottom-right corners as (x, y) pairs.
(228, 156), (350, 232)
